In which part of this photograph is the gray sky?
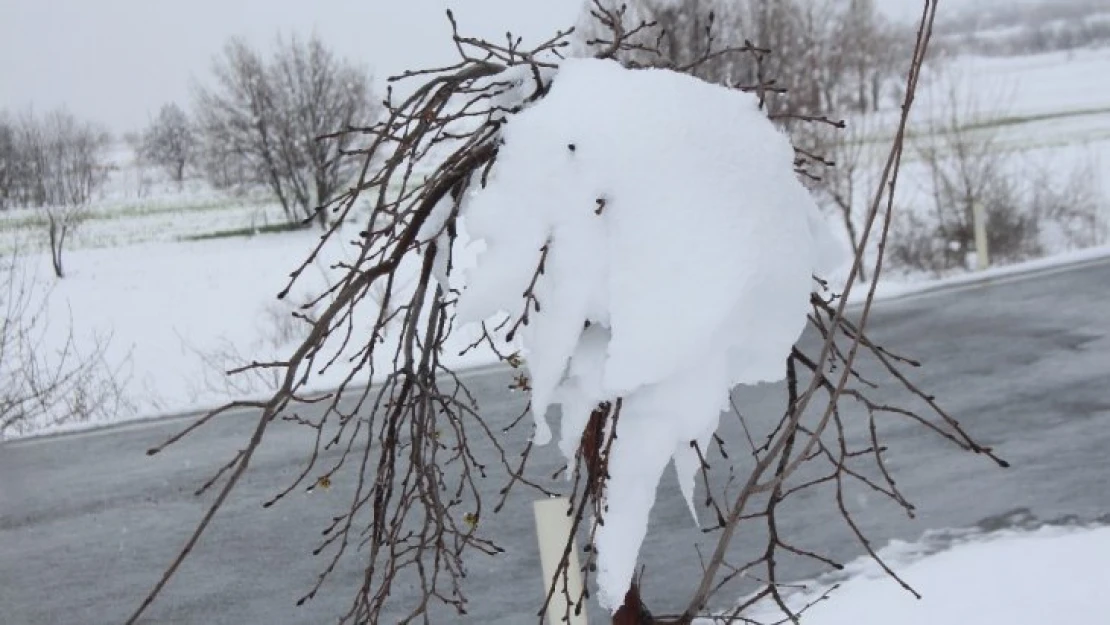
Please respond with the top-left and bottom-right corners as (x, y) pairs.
(0, 1), (583, 132)
(0, 0), (991, 133)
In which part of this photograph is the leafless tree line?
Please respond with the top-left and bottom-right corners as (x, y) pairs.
(136, 35), (380, 227)
(0, 109), (110, 211)
(126, 2), (1009, 624)
(577, 0), (907, 117)
(934, 0), (1110, 57)
(1, 33), (377, 281)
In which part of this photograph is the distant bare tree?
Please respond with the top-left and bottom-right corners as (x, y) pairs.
(194, 40), (276, 197)
(12, 109), (111, 277)
(194, 35), (378, 227)
(268, 35), (376, 227)
(837, 0), (902, 112)
(910, 96), (1029, 271)
(141, 103), (196, 184)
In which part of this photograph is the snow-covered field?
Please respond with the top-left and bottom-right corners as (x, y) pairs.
(8, 223), (501, 437)
(905, 48), (1110, 163)
(719, 522), (1110, 625)
(2, 44), (1108, 441)
(917, 47), (1110, 125)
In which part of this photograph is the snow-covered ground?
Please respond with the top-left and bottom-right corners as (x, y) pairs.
(12, 203), (1105, 438)
(719, 522), (1110, 625)
(912, 47), (1110, 124)
(7, 224), (500, 437)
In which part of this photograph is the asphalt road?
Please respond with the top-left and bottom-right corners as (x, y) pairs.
(2, 258), (1109, 625)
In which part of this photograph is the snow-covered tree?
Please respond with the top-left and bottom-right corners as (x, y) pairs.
(130, 3), (1005, 624)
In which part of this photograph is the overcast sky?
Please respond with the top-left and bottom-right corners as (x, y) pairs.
(0, 1), (584, 132)
(0, 0), (988, 133)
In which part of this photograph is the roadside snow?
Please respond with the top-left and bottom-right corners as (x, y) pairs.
(456, 58), (842, 611)
(723, 523), (1110, 625)
(848, 243), (1110, 304)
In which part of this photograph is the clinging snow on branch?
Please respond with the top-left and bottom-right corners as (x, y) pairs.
(130, 3), (1007, 624)
(456, 56), (843, 610)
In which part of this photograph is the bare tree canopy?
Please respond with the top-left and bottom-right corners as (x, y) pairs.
(7, 109), (111, 210)
(140, 102), (196, 184)
(194, 34), (379, 226)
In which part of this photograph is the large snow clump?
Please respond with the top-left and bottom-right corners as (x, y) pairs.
(455, 57), (843, 611)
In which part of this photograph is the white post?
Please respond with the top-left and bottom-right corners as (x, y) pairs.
(534, 497), (588, 625)
(972, 201), (990, 271)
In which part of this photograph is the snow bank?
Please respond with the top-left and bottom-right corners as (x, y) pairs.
(845, 243), (1110, 304)
(456, 58), (841, 610)
(729, 523), (1110, 625)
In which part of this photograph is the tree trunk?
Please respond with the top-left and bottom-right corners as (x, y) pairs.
(48, 213), (65, 278)
(613, 582), (654, 624)
(857, 72), (868, 113)
(314, 176), (330, 229)
(870, 72), (883, 113)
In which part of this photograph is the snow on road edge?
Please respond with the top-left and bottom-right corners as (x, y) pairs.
(711, 522), (1110, 625)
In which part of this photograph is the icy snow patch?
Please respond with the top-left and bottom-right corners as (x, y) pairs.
(729, 524), (1110, 625)
(456, 58), (841, 611)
